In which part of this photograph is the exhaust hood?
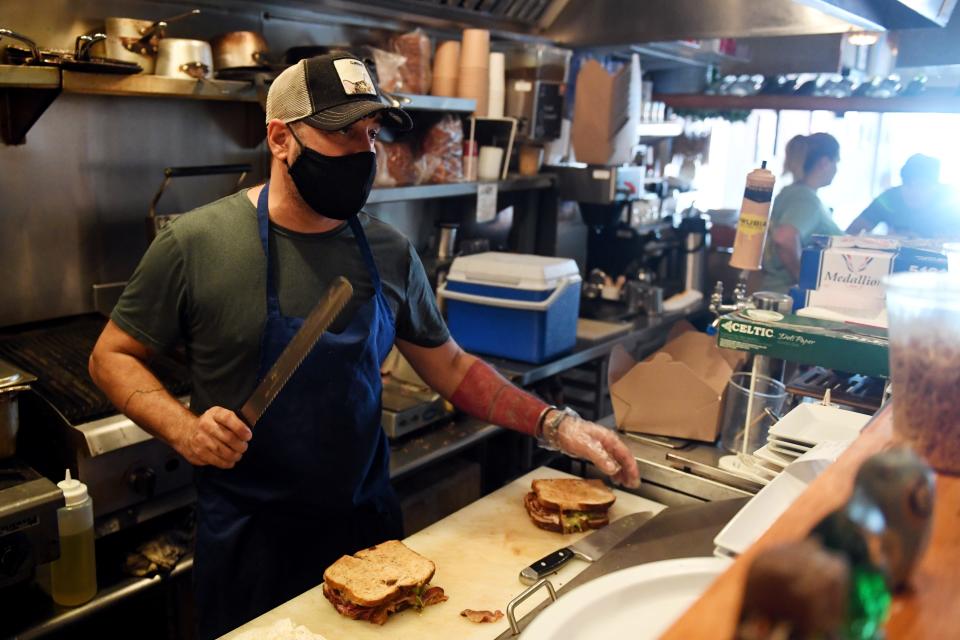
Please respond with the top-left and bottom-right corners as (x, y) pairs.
(540, 0), (958, 47)
(800, 0), (958, 29)
(300, 0), (954, 43)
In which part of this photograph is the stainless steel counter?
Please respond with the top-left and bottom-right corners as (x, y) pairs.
(387, 309), (699, 481)
(389, 417), (501, 480)
(484, 309), (688, 387)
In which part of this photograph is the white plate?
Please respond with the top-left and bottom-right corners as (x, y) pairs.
(713, 441), (849, 556)
(752, 444), (793, 469)
(765, 440), (806, 457)
(769, 404), (871, 447)
(520, 557), (730, 640)
(766, 435), (812, 452)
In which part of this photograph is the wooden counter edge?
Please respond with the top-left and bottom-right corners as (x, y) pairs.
(662, 405), (960, 639)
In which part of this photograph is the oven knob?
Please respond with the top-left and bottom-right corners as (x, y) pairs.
(127, 467), (157, 497)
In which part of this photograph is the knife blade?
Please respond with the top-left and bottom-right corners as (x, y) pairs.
(238, 276), (353, 427)
(519, 510), (655, 585)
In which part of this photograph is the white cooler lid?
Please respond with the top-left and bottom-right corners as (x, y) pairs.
(447, 252), (581, 291)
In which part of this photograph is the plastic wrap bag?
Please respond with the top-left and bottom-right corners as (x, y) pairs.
(374, 140), (417, 187)
(370, 47), (405, 93)
(417, 115), (464, 185)
(390, 29), (432, 95)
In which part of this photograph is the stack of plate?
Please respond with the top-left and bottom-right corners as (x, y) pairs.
(713, 403), (873, 558)
(763, 403), (871, 461)
(714, 440), (850, 557)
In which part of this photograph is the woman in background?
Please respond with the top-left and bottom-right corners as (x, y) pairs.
(760, 133), (843, 292)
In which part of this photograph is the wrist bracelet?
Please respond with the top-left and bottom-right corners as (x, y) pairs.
(539, 406), (579, 447)
(535, 405), (557, 439)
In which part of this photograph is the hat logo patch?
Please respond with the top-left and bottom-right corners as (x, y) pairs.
(333, 58), (376, 96)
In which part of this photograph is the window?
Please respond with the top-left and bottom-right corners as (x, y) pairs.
(693, 110), (960, 232)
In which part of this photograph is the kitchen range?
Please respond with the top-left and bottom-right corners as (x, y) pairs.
(2, 0), (960, 639)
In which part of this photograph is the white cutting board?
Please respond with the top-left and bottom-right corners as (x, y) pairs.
(222, 467), (665, 640)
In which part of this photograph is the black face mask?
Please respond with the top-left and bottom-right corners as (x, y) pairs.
(286, 125), (377, 220)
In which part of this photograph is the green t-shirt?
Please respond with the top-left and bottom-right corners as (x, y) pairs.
(760, 183), (843, 292)
(857, 185), (960, 238)
(112, 189), (449, 415)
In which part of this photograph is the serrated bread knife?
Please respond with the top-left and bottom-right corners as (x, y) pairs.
(520, 511), (656, 585)
(238, 276), (353, 427)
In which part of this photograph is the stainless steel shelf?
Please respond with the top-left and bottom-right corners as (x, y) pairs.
(61, 71), (258, 101)
(659, 93), (960, 114)
(393, 93), (476, 113)
(0, 64), (60, 88)
(0, 68), (480, 108)
(367, 173), (556, 204)
(0, 66), (478, 144)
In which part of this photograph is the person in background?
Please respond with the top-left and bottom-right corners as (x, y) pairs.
(782, 134), (808, 184)
(846, 154), (960, 238)
(760, 133), (843, 292)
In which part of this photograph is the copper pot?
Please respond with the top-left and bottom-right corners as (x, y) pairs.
(211, 31), (269, 71)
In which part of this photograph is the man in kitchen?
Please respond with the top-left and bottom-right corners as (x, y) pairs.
(88, 52), (640, 639)
(845, 154), (960, 238)
(760, 133), (844, 292)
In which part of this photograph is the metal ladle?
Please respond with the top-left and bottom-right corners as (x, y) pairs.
(122, 8), (201, 55)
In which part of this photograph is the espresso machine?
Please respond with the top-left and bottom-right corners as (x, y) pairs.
(551, 163), (708, 318)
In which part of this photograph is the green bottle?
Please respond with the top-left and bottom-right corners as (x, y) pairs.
(812, 511), (891, 639)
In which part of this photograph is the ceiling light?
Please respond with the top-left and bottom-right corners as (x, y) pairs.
(847, 31), (880, 46)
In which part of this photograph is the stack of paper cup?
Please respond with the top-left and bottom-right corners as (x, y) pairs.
(431, 40), (460, 97)
(478, 146), (504, 181)
(458, 29), (489, 116)
(487, 52), (506, 118)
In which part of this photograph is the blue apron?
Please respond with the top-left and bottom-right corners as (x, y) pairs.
(192, 183), (402, 639)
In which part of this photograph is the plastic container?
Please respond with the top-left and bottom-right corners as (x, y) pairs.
(729, 164), (776, 271)
(886, 272), (960, 473)
(943, 242), (960, 275)
(51, 469), (97, 606)
(719, 372), (788, 454)
(441, 252), (581, 363)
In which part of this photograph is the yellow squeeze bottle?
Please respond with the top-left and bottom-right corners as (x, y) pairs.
(730, 162), (776, 271)
(51, 469), (97, 606)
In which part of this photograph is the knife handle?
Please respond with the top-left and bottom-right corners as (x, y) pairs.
(520, 547), (575, 585)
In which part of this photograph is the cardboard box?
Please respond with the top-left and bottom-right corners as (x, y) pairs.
(717, 310), (889, 377)
(608, 321), (745, 442)
(790, 286), (886, 314)
(571, 55), (640, 165)
(798, 244), (947, 297)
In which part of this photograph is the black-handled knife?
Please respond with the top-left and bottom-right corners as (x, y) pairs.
(238, 276), (353, 427)
(520, 510), (656, 585)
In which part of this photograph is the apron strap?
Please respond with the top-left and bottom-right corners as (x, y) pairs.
(256, 182), (281, 317)
(257, 182), (385, 314)
(348, 215), (384, 296)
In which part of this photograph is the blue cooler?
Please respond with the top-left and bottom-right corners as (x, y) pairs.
(440, 252), (582, 364)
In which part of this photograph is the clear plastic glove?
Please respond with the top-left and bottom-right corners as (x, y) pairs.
(539, 410), (641, 488)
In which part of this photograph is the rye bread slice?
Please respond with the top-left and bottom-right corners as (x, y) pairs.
(323, 540), (436, 608)
(524, 490), (563, 532)
(531, 478), (616, 512)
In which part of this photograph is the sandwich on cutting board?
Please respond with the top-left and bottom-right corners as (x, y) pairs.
(322, 540), (448, 625)
(523, 478), (616, 533)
